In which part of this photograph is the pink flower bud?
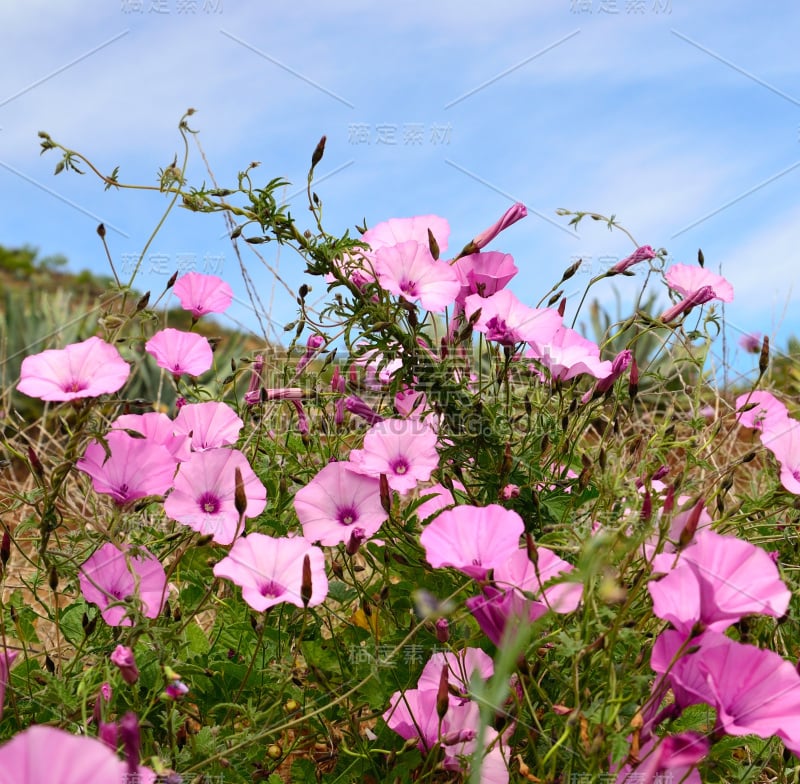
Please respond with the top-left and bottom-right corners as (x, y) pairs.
(110, 645), (139, 685)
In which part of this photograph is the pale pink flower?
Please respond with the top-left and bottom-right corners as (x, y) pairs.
(79, 542), (167, 627)
(17, 336), (130, 401)
(464, 290), (562, 347)
(77, 430), (176, 505)
(760, 418), (800, 494)
(145, 328), (213, 377)
(349, 419), (440, 494)
(417, 648), (494, 705)
(665, 263), (734, 303)
(173, 401), (243, 451)
(363, 214), (450, 255)
(394, 386), (428, 418)
(173, 271), (233, 318)
(374, 240), (460, 312)
(649, 530), (790, 636)
(293, 461), (387, 546)
(111, 412), (191, 462)
(420, 504), (523, 580)
(164, 447), (267, 544)
(0, 724), (156, 784)
(213, 533), (328, 610)
(734, 390), (789, 434)
(614, 732), (708, 784)
(526, 326), (612, 382)
(738, 332), (762, 353)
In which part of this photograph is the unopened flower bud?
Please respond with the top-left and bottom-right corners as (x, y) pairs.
(119, 711), (141, 775)
(561, 259), (581, 281)
(435, 618), (449, 643)
(111, 645), (139, 685)
(301, 554), (313, 608)
(166, 270), (179, 289)
(346, 527), (367, 556)
(311, 135), (326, 169)
(759, 335), (770, 377)
(379, 473), (391, 514)
(558, 297), (567, 318)
(1, 530), (10, 566)
(27, 446), (45, 480)
(234, 467), (247, 518)
(436, 666), (449, 720)
(629, 358), (639, 400)
(678, 499), (705, 549)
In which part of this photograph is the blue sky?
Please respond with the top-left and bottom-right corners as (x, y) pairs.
(1, 1), (799, 385)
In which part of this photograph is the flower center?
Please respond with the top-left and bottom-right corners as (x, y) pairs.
(62, 378), (88, 393)
(259, 580), (285, 598)
(399, 279), (418, 297)
(337, 506), (358, 527)
(485, 315), (512, 344)
(198, 492), (221, 514)
(391, 457), (410, 476)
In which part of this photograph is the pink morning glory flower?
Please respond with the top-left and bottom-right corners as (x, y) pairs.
(293, 461), (388, 546)
(173, 271), (234, 318)
(652, 630), (800, 746)
(79, 542), (167, 627)
(759, 417), (800, 494)
(145, 328), (213, 377)
(416, 647), (494, 706)
(453, 251), (519, 305)
(420, 504), (524, 580)
(665, 263), (734, 303)
(526, 326), (612, 382)
(464, 290), (562, 348)
(0, 649), (18, 721)
(173, 401), (244, 451)
(648, 530), (790, 636)
(17, 336), (130, 402)
(362, 214), (450, 255)
(374, 240), (460, 312)
(0, 724), (156, 784)
(613, 732), (708, 784)
(111, 412), (191, 463)
(734, 390), (789, 434)
(738, 332), (762, 353)
(213, 533), (328, 610)
(349, 419), (440, 494)
(394, 385), (428, 419)
(77, 430), (177, 506)
(164, 447), (267, 544)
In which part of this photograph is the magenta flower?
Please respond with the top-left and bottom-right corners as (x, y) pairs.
(79, 542), (167, 627)
(110, 645), (139, 685)
(648, 530), (790, 636)
(111, 411), (191, 462)
(293, 461), (388, 546)
(420, 504), (523, 580)
(464, 290), (562, 347)
(164, 447), (267, 544)
(0, 649), (18, 721)
(582, 349), (633, 402)
(363, 214), (450, 255)
(614, 732), (708, 784)
(470, 202), (527, 251)
(738, 332), (762, 353)
(467, 547), (581, 645)
(526, 326), (612, 382)
(608, 245), (657, 275)
(173, 401), (244, 451)
(213, 533), (328, 610)
(665, 263), (734, 303)
(145, 328), (213, 377)
(17, 336), (130, 402)
(659, 285), (716, 322)
(173, 271), (233, 318)
(374, 240), (460, 312)
(349, 419), (440, 494)
(652, 630), (800, 745)
(0, 725), (156, 784)
(77, 430), (176, 505)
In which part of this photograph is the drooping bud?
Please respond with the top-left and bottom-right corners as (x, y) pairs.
(301, 554), (313, 608)
(379, 474), (391, 514)
(629, 358), (639, 400)
(427, 227), (440, 260)
(346, 527), (367, 556)
(659, 285), (715, 322)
